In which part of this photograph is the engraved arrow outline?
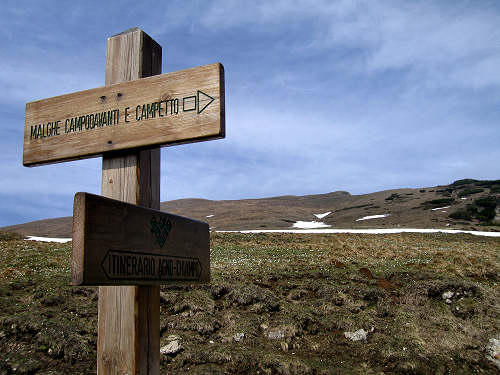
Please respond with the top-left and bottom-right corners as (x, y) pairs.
(197, 90), (214, 114)
(99, 249), (203, 281)
(101, 250), (112, 280)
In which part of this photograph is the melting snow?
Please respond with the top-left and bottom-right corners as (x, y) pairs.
(291, 221), (331, 229)
(206, 215), (215, 218)
(222, 228), (500, 237)
(26, 236), (72, 243)
(431, 206), (450, 211)
(314, 211), (331, 219)
(356, 214), (390, 222)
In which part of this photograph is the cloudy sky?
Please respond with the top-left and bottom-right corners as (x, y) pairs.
(1, 0), (499, 227)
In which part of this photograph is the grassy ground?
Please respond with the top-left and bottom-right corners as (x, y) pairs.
(0, 232), (499, 374)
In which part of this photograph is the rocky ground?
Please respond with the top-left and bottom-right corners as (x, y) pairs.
(0, 231), (499, 374)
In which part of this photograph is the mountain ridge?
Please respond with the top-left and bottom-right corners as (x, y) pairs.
(2, 179), (499, 237)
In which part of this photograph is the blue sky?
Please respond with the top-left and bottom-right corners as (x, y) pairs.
(1, 0), (499, 227)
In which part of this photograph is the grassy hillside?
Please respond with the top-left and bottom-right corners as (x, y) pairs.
(1, 231), (499, 374)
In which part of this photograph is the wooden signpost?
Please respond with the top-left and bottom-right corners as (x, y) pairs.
(22, 28), (224, 374)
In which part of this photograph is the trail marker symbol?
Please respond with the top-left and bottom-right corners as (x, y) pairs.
(150, 216), (172, 248)
(197, 90), (215, 113)
(181, 90), (214, 113)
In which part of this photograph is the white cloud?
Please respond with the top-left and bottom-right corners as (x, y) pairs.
(197, 1), (500, 90)
(0, 61), (102, 105)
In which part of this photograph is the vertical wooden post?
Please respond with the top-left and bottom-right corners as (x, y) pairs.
(98, 28), (162, 375)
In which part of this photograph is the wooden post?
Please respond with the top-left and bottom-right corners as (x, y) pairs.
(98, 28), (162, 375)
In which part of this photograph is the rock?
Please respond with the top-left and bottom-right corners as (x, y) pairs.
(267, 330), (285, 340)
(442, 291), (454, 300)
(344, 328), (368, 342)
(486, 335), (500, 369)
(160, 340), (183, 356)
(233, 332), (245, 342)
(265, 325), (298, 340)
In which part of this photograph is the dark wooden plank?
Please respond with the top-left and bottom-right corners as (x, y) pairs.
(72, 192), (210, 286)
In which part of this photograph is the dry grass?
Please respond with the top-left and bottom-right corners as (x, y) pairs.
(0, 232), (499, 374)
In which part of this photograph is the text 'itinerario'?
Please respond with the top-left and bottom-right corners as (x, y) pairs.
(101, 250), (202, 282)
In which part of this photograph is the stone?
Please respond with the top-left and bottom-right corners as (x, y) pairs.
(442, 291), (454, 300)
(486, 335), (500, 369)
(344, 329), (368, 342)
(160, 340), (183, 355)
(267, 330), (285, 340)
(233, 332), (245, 342)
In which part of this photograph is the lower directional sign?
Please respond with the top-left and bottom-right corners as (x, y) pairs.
(72, 192), (210, 285)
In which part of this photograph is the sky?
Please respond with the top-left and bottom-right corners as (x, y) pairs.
(1, 0), (499, 227)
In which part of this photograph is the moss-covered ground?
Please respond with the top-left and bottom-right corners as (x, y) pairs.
(0, 232), (499, 374)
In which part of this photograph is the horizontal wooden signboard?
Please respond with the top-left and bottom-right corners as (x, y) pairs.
(72, 192), (210, 286)
(24, 63), (225, 166)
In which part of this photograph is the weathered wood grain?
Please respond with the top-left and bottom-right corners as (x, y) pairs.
(97, 28), (161, 375)
(72, 192), (210, 286)
(23, 62), (225, 166)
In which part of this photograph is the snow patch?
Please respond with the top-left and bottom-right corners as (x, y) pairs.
(222, 228), (500, 237)
(291, 221), (331, 229)
(431, 206), (450, 211)
(314, 211), (331, 219)
(26, 236), (72, 243)
(356, 214), (390, 222)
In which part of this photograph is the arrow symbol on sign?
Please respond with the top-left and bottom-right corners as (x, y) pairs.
(197, 90), (214, 114)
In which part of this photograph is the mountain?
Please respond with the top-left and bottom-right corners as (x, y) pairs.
(2, 179), (499, 237)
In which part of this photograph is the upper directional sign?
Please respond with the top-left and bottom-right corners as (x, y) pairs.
(23, 63), (225, 166)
